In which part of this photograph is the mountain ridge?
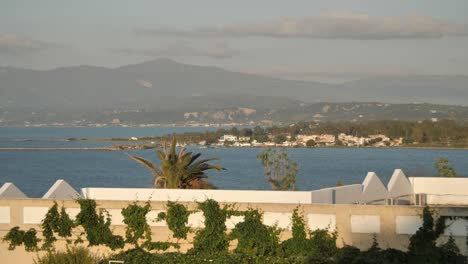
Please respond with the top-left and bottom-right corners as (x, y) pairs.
(1, 58), (467, 108)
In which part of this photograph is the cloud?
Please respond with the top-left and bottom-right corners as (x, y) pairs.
(111, 41), (238, 59)
(137, 12), (468, 40)
(0, 34), (51, 55)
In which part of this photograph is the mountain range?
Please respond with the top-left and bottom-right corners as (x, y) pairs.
(1, 58), (467, 109)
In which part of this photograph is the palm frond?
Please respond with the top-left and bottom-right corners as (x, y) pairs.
(126, 153), (162, 176)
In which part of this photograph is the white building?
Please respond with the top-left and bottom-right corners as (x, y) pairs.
(219, 134), (237, 142)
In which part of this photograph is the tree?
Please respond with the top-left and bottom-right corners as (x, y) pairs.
(273, 134), (287, 144)
(253, 126), (268, 143)
(127, 135), (224, 189)
(306, 139), (316, 147)
(408, 207), (447, 264)
(434, 157), (458, 177)
(257, 148), (298, 191)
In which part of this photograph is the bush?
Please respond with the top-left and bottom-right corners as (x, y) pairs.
(34, 246), (101, 264)
(229, 209), (280, 257)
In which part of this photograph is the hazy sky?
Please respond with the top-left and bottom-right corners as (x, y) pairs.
(1, 0), (468, 82)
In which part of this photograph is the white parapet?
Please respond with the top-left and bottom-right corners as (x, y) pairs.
(81, 188), (314, 204)
(0, 182), (27, 198)
(361, 172), (388, 204)
(42, 179), (81, 200)
(409, 177), (468, 205)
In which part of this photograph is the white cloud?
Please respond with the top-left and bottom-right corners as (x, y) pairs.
(0, 34), (50, 55)
(111, 41), (238, 59)
(137, 12), (468, 40)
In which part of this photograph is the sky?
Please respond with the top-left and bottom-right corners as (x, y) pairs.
(1, 0), (468, 83)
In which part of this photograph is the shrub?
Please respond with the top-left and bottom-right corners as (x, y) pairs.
(34, 246), (101, 264)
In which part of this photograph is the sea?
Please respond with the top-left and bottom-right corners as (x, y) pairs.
(0, 127), (467, 198)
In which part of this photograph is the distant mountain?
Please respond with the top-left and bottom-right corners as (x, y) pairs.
(1, 58), (467, 109)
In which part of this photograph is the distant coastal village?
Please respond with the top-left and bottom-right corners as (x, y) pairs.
(102, 119), (468, 149)
(212, 132), (401, 147)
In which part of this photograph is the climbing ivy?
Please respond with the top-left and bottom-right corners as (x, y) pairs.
(75, 199), (124, 250)
(121, 201), (178, 251)
(190, 199), (241, 255)
(157, 201), (191, 241)
(280, 207), (309, 256)
(41, 202), (60, 248)
(41, 202), (74, 249)
(121, 202), (152, 247)
(2, 226), (39, 252)
(229, 208), (281, 257)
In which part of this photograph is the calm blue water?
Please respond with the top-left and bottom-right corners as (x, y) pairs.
(0, 127), (467, 197)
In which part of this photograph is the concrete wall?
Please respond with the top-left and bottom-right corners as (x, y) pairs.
(409, 177), (468, 205)
(1, 199), (468, 264)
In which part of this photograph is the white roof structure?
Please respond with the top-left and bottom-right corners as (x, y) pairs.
(42, 179), (81, 199)
(0, 182), (27, 198)
(361, 172), (388, 204)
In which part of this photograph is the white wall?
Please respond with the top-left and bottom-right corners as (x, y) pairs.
(409, 177), (468, 205)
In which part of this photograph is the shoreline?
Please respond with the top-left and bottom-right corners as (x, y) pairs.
(0, 144), (467, 151)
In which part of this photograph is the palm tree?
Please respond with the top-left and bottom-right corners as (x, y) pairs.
(126, 136), (224, 189)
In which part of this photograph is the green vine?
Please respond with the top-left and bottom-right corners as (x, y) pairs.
(75, 199), (124, 250)
(229, 208), (281, 257)
(121, 202), (152, 247)
(41, 202), (59, 249)
(41, 202), (74, 249)
(121, 202), (179, 251)
(23, 228), (40, 252)
(2, 226), (39, 252)
(157, 201), (191, 241)
(190, 199), (242, 255)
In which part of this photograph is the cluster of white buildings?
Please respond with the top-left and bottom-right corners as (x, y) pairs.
(215, 133), (403, 147)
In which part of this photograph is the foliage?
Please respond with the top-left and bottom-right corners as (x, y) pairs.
(229, 208), (280, 257)
(34, 246), (101, 264)
(41, 202), (74, 249)
(273, 134), (287, 144)
(306, 139), (316, 147)
(408, 206), (449, 263)
(75, 199), (124, 250)
(121, 201), (178, 251)
(434, 157), (458, 177)
(2, 226), (39, 252)
(157, 201), (191, 241)
(280, 208), (309, 256)
(121, 202), (152, 247)
(308, 228), (338, 260)
(438, 235), (466, 264)
(257, 147), (298, 191)
(127, 135), (224, 189)
(191, 199), (241, 255)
